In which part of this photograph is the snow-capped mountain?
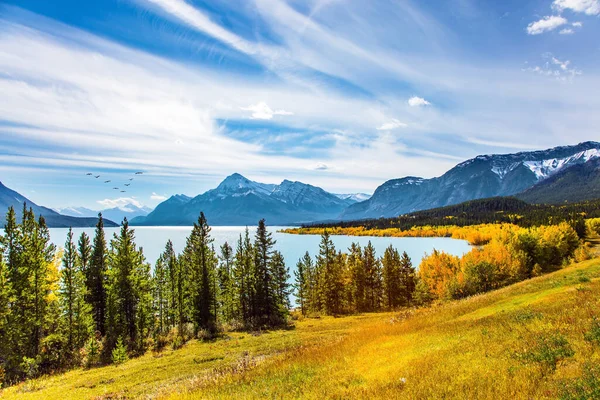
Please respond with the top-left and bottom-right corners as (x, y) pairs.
(56, 204), (153, 225)
(335, 193), (372, 203)
(132, 174), (350, 226)
(341, 141), (600, 220)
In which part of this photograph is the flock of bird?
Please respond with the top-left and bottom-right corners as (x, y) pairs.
(86, 171), (143, 193)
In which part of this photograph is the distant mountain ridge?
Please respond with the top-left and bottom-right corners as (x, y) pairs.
(132, 174), (356, 226)
(55, 204), (153, 224)
(0, 181), (117, 228)
(341, 141), (600, 220)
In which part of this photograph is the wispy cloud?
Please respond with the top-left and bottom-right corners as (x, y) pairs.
(150, 192), (167, 201)
(240, 102), (294, 120)
(408, 97), (431, 107)
(377, 119), (408, 131)
(526, 15), (568, 35)
(98, 197), (144, 209)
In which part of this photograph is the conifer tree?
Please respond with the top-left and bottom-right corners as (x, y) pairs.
(253, 219), (276, 326)
(294, 253), (309, 315)
(88, 214), (107, 335)
(233, 230), (254, 325)
(60, 228), (93, 357)
(363, 242), (382, 311)
(218, 242), (235, 323)
(316, 231), (341, 315)
(184, 212), (217, 334)
(77, 232), (92, 283)
(154, 254), (168, 335)
(399, 251), (416, 306)
(382, 245), (401, 309)
(348, 243), (366, 312)
(106, 218), (151, 353)
(270, 250), (290, 320)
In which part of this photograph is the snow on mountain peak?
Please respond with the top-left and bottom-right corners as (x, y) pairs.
(522, 148), (600, 180)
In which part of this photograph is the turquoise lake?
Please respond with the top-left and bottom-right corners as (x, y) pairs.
(49, 226), (471, 271)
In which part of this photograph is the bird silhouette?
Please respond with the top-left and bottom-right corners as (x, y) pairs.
(129, 178), (134, 181)
(95, 175), (100, 178)
(135, 171), (143, 175)
(124, 183), (131, 187)
(121, 190), (126, 193)
(104, 180), (111, 183)
(86, 173), (92, 176)
(113, 187), (119, 190)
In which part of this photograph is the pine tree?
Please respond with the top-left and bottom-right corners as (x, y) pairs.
(270, 250), (290, 322)
(88, 214), (107, 335)
(294, 253), (309, 315)
(154, 254), (168, 335)
(363, 242), (382, 311)
(399, 251), (416, 306)
(381, 245), (401, 310)
(316, 231), (341, 315)
(253, 219), (276, 326)
(348, 243), (366, 312)
(60, 228), (93, 358)
(218, 242), (235, 323)
(106, 218), (151, 353)
(77, 232), (92, 284)
(232, 230), (254, 326)
(183, 213), (217, 334)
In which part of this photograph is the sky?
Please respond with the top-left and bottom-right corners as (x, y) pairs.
(1, 0), (599, 210)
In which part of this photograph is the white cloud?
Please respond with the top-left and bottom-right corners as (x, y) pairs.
(553, 0), (600, 15)
(240, 102), (294, 120)
(407, 96), (431, 107)
(150, 192), (167, 201)
(572, 21), (583, 27)
(97, 197), (144, 209)
(559, 28), (575, 34)
(376, 119), (408, 130)
(523, 54), (582, 81)
(314, 163), (329, 171)
(526, 15), (568, 35)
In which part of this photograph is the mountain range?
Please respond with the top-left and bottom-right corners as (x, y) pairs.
(131, 174), (366, 226)
(131, 141), (600, 226)
(0, 181), (118, 228)
(341, 141), (600, 220)
(4, 141), (599, 228)
(55, 204), (153, 225)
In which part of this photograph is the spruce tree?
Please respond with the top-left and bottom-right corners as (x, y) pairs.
(183, 212), (217, 334)
(399, 251), (416, 306)
(218, 242), (235, 323)
(154, 254), (168, 335)
(270, 250), (290, 322)
(348, 243), (366, 312)
(294, 253), (309, 315)
(316, 231), (341, 315)
(363, 242), (382, 311)
(60, 228), (93, 357)
(232, 230), (254, 326)
(88, 214), (107, 335)
(253, 219), (275, 326)
(381, 245), (401, 310)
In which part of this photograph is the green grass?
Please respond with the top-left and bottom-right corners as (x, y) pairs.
(3, 258), (600, 399)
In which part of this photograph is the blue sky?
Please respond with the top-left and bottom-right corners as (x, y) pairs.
(1, 0), (599, 210)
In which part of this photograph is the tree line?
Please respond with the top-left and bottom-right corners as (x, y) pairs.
(304, 197), (599, 235)
(0, 205), (416, 385)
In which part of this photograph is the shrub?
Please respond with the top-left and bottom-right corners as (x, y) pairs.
(111, 337), (128, 365)
(516, 332), (574, 375)
(584, 318), (600, 346)
(560, 362), (600, 400)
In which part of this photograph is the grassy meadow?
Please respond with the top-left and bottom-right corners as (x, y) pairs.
(3, 251), (600, 399)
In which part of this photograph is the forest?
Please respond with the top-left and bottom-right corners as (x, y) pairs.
(303, 197), (600, 231)
(0, 202), (596, 387)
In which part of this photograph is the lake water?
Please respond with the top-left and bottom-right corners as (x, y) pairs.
(48, 226), (471, 271)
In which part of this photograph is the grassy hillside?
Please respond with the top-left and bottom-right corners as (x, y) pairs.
(4, 256), (600, 399)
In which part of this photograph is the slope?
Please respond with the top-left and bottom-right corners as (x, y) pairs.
(4, 255), (600, 399)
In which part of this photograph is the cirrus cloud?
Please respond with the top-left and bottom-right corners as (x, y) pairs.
(376, 119), (408, 131)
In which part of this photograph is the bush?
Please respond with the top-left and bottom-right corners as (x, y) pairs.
(584, 318), (600, 346)
(516, 332), (574, 375)
(111, 337), (128, 365)
(560, 362), (600, 400)
(82, 336), (102, 368)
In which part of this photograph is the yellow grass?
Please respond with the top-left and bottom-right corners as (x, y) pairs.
(3, 258), (600, 399)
